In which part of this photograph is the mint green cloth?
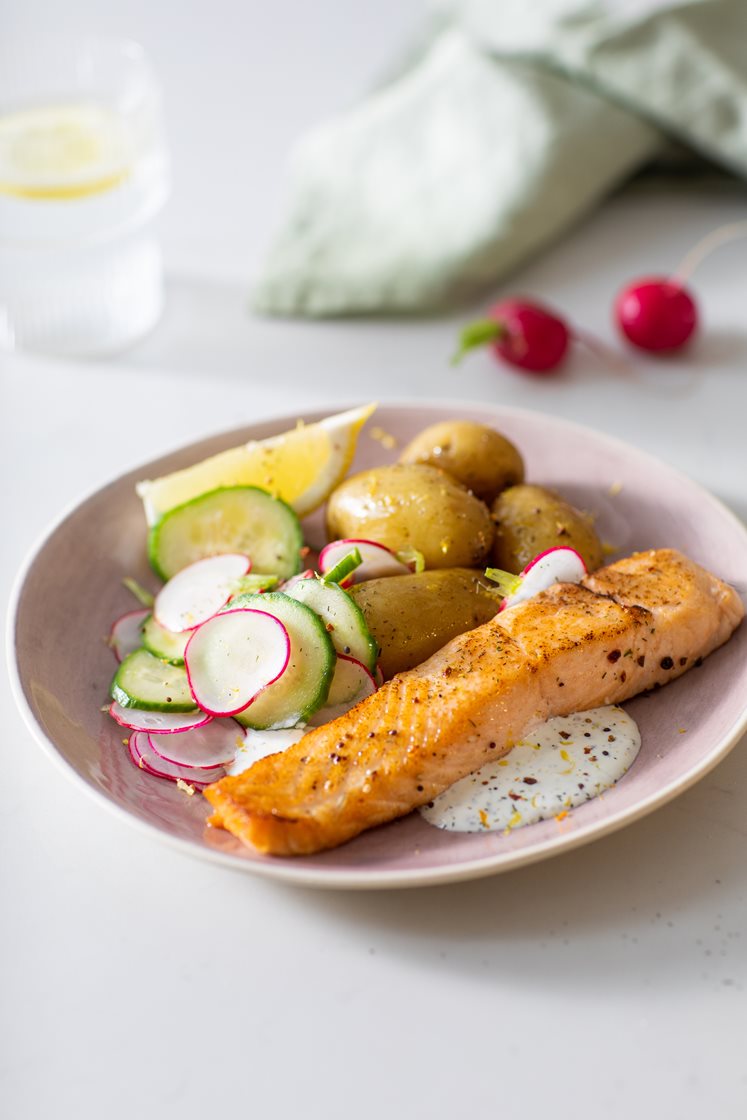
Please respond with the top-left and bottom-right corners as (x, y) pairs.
(253, 1), (747, 316)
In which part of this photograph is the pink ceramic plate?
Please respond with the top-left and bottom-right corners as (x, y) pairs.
(9, 402), (747, 888)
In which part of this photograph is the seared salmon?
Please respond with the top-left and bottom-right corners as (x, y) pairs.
(204, 549), (743, 856)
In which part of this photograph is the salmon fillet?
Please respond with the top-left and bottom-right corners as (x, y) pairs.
(204, 549), (743, 856)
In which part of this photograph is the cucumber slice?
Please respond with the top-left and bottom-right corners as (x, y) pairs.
(230, 592), (336, 730)
(111, 649), (198, 712)
(148, 486), (303, 581)
(141, 614), (191, 666)
(284, 578), (378, 672)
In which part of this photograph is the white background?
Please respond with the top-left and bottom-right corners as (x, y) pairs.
(2, 3), (746, 1118)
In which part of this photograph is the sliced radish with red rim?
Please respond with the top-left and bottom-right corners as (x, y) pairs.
(128, 730), (226, 789)
(154, 553), (251, 633)
(109, 700), (212, 734)
(321, 547), (362, 587)
(319, 539), (410, 586)
(109, 609), (149, 661)
(309, 654), (377, 725)
(281, 569), (316, 592)
(326, 654), (377, 707)
(503, 546), (587, 610)
(184, 607), (291, 717)
(147, 718), (242, 768)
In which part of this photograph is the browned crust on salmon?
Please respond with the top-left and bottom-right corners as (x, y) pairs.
(204, 550), (743, 856)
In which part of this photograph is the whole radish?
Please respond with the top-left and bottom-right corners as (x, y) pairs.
(615, 220), (747, 355)
(454, 221), (747, 371)
(614, 278), (697, 353)
(452, 298), (570, 374)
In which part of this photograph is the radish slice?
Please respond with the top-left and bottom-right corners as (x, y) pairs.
(154, 553), (252, 633)
(147, 720), (242, 768)
(128, 731), (225, 789)
(109, 609), (149, 661)
(281, 569), (315, 591)
(326, 654), (377, 707)
(502, 547), (587, 610)
(319, 539), (411, 586)
(321, 548), (362, 586)
(309, 655), (377, 726)
(109, 700), (212, 734)
(184, 608), (290, 717)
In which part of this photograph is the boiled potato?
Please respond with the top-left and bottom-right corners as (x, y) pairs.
(350, 569), (502, 678)
(399, 420), (524, 503)
(326, 463), (494, 570)
(491, 484), (603, 574)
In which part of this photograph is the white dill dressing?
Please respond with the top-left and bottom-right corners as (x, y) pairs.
(420, 706), (641, 833)
(226, 727), (306, 775)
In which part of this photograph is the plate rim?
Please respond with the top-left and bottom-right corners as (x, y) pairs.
(9, 398), (747, 890)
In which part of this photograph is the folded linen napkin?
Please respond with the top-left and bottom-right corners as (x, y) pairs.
(253, 0), (747, 317)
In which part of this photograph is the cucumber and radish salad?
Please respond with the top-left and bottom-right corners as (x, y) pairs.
(106, 407), (590, 795)
(107, 479), (415, 790)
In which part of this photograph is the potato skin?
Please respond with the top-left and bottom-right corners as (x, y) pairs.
(350, 569), (502, 678)
(399, 421), (525, 503)
(491, 484), (604, 574)
(326, 463), (494, 570)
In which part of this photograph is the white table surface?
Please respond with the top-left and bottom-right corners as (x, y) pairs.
(2, 3), (746, 1118)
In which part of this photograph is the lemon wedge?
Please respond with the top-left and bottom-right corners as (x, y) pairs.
(137, 403), (377, 525)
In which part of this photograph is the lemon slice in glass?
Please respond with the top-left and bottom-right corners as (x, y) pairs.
(0, 102), (131, 199)
(137, 403), (378, 525)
